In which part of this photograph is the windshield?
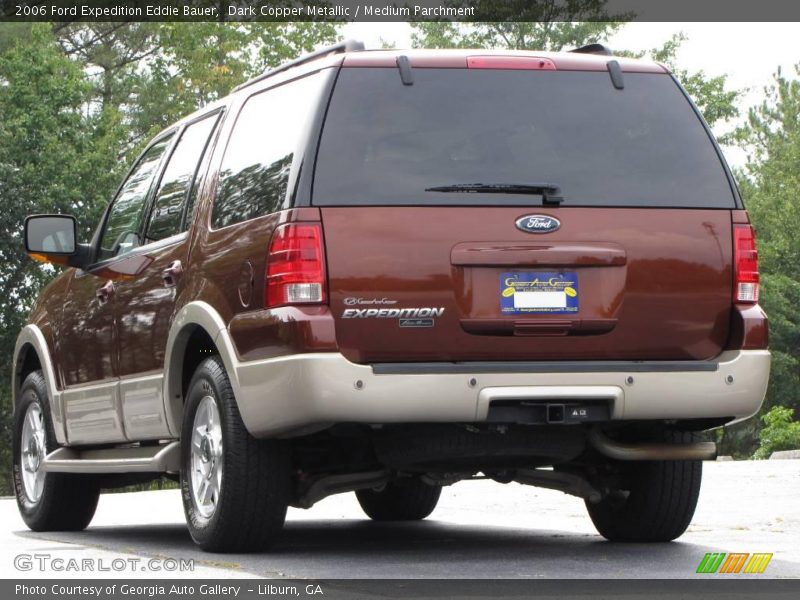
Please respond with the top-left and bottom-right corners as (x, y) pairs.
(312, 68), (736, 208)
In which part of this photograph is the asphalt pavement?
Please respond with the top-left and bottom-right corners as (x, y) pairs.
(1, 459), (799, 579)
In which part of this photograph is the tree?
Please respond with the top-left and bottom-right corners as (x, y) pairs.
(754, 406), (800, 459)
(412, 21), (627, 51)
(0, 25), (124, 494)
(733, 66), (800, 456)
(412, 23), (738, 130)
(55, 23), (161, 113)
(645, 33), (739, 130)
(411, 0), (630, 50)
(134, 23), (338, 141)
(53, 23), (339, 151)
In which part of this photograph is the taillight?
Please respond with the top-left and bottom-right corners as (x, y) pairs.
(265, 223), (327, 308)
(467, 56), (557, 70)
(733, 224), (759, 304)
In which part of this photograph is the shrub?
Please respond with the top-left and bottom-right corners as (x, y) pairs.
(753, 406), (800, 459)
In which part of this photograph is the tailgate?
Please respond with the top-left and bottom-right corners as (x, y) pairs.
(322, 207), (733, 364)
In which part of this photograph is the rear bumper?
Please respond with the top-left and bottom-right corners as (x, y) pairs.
(233, 349), (771, 438)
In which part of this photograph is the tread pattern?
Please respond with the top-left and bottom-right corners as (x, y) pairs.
(356, 478), (442, 521)
(586, 430), (702, 542)
(13, 371), (100, 532)
(181, 355), (290, 552)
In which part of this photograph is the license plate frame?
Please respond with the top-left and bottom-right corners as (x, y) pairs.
(499, 271), (579, 315)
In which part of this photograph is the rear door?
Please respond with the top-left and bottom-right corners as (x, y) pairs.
(312, 64), (738, 364)
(114, 111), (221, 440)
(60, 135), (173, 444)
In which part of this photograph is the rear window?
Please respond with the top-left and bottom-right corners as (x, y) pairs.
(313, 68), (736, 208)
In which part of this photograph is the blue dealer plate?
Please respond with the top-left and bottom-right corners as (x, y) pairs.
(500, 272), (579, 315)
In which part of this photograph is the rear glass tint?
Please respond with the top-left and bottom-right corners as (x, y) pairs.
(212, 71), (326, 229)
(313, 68), (735, 208)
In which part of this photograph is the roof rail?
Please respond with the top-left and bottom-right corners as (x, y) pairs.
(233, 39), (365, 92)
(569, 43), (613, 56)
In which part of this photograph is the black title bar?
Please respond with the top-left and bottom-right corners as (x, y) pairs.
(2, 0), (800, 22)
(6, 579), (800, 600)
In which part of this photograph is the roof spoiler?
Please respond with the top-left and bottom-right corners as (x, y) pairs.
(569, 43), (613, 56)
(234, 39), (365, 92)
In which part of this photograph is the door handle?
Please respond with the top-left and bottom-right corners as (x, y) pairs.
(161, 260), (183, 287)
(96, 280), (115, 304)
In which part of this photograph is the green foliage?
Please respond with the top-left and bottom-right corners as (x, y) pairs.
(411, 0), (630, 50)
(754, 406), (800, 459)
(737, 67), (800, 280)
(739, 65), (800, 443)
(0, 24), (124, 494)
(717, 65), (800, 458)
(648, 33), (739, 130)
(0, 22), (34, 52)
(54, 22), (339, 156)
(412, 21), (627, 51)
(133, 22), (337, 142)
(0, 23), (118, 328)
(412, 24), (739, 129)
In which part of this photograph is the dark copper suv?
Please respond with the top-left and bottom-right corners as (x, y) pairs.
(13, 41), (770, 552)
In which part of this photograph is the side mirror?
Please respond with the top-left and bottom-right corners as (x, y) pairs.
(24, 215), (90, 268)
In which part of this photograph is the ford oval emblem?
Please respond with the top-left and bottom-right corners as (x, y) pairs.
(515, 214), (561, 234)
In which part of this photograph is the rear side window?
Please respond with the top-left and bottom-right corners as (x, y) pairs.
(146, 113), (220, 241)
(313, 68), (735, 208)
(212, 71), (326, 229)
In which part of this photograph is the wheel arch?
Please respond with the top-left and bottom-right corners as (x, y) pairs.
(163, 301), (243, 437)
(12, 325), (67, 444)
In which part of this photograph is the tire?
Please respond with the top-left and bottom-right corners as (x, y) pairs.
(586, 431), (702, 542)
(180, 355), (290, 552)
(13, 371), (100, 531)
(356, 478), (442, 521)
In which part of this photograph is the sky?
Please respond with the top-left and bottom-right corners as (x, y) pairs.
(342, 22), (800, 168)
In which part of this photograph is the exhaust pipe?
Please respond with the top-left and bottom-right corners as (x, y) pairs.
(588, 428), (716, 461)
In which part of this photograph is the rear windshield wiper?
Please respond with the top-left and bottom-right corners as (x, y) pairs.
(424, 182), (564, 204)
